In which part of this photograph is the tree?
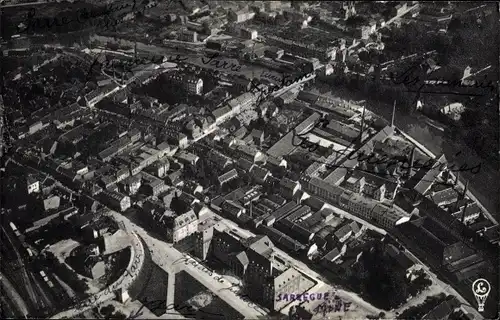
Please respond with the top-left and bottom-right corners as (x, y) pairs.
(345, 16), (367, 27)
(353, 243), (409, 309)
(358, 50), (370, 63)
(109, 311), (127, 319)
(447, 17), (462, 32)
(100, 305), (115, 317)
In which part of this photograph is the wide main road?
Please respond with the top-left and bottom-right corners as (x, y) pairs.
(51, 232), (146, 319)
(201, 204), (481, 319)
(200, 210), (386, 317)
(108, 211), (267, 319)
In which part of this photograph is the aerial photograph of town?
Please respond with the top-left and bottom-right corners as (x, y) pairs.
(0, 1), (498, 319)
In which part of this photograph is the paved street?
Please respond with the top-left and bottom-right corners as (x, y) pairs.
(201, 210), (386, 317)
(51, 233), (145, 319)
(202, 208), (481, 319)
(400, 250), (484, 320)
(203, 205), (481, 319)
(109, 211), (267, 319)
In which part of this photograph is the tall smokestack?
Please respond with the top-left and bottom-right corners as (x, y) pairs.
(461, 202), (469, 225)
(455, 179), (468, 213)
(359, 105), (366, 144)
(407, 147), (415, 178)
(391, 100), (396, 128)
(462, 179), (469, 199)
(249, 200), (253, 218)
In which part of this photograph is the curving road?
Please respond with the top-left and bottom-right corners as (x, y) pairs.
(51, 232), (145, 319)
(199, 209), (387, 317)
(109, 210), (268, 319)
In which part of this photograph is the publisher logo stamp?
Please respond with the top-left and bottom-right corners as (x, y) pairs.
(472, 278), (491, 312)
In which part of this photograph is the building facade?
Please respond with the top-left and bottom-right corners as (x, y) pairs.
(166, 73), (204, 95)
(162, 210), (199, 243)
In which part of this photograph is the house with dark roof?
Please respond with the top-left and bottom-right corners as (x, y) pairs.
(258, 225), (306, 253)
(422, 297), (461, 320)
(207, 150), (233, 170)
(233, 126), (248, 139)
(99, 190), (131, 212)
(321, 243), (348, 267)
(349, 221), (363, 238)
(250, 129), (265, 146)
(302, 196), (325, 211)
(236, 157), (253, 172)
(315, 224), (336, 241)
(221, 200), (245, 219)
(407, 154), (447, 195)
(167, 169), (183, 186)
(397, 216), (475, 266)
(265, 202), (298, 226)
(300, 210), (326, 231)
(385, 244), (415, 272)
(233, 143), (266, 163)
(279, 177), (301, 200)
(275, 218), (315, 244)
(249, 165), (272, 184)
(333, 224), (352, 243)
(266, 155), (287, 170)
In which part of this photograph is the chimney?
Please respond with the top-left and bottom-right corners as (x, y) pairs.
(391, 100), (396, 128)
(359, 105), (366, 144)
(462, 180), (469, 199)
(406, 147), (415, 178)
(461, 202), (469, 225)
(454, 179), (468, 213)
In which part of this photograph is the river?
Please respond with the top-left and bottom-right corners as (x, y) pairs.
(313, 82), (499, 220)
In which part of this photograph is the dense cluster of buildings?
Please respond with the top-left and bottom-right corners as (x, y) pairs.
(194, 222), (314, 311)
(2, 1), (498, 318)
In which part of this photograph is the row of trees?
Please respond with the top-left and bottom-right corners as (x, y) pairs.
(398, 293), (451, 320)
